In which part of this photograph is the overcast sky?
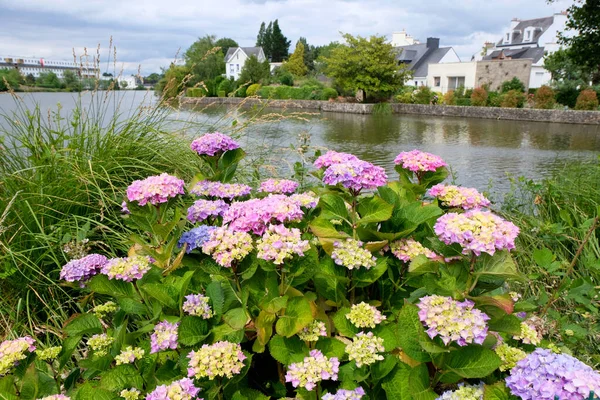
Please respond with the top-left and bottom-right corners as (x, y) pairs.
(0, 0), (572, 76)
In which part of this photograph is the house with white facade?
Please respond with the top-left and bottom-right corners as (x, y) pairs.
(224, 47), (266, 81)
(395, 37), (461, 87)
(0, 56), (98, 79)
(483, 12), (568, 88)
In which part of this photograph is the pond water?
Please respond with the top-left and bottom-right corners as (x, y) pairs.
(2, 91), (599, 199)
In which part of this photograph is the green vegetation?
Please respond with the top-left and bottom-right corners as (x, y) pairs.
(284, 41), (308, 76)
(470, 86), (488, 106)
(0, 68), (23, 91)
(575, 89), (599, 110)
(256, 19), (291, 62)
(238, 55), (271, 85)
(533, 85), (556, 109)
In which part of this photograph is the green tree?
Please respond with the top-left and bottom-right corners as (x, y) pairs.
(270, 20), (290, 62)
(500, 77), (525, 93)
(184, 35), (226, 84)
(62, 70), (81, 91)
(298, 37), (316, 72)
(544, 48), (591, 83)
(24, 73), (36, 86)
(314, 41), (342, 74)
(285, 42), (308, 76)
(144, 73), (162, 85)
(256, 22), (266, 48)
(0, 69), (22, 91)
(215, 37), (239, 57)
(263, 22), (274, 60)
(322, 34), (411, 101)
(155, 64), (191, 99)
(37, 71), (62, 89)
(238, 55), (270, 85)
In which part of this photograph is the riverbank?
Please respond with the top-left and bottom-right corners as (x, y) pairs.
(182, 96), (600, 125)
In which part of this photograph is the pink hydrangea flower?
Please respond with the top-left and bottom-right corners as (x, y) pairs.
(223, 195), (304, 235)
(390, 239), (437, 263)
(259, 179), (299, 194)
(190, 180), (252, 200)
(150, 321), (179, 353)
(256, 224), (310, 264)
(429, 184), (491, 210)
(190, 132), (239, 156)
(394, 150), (447, 172)
(290, 192), (319, 209)
(146, 378), (201, 400)
(0, 336), (36, 375)
(186, 199), (229, 223)
(126, 173), (185, 206)
(285, 349), (339, 391)
(314, 151), (359, 169)
(201, 227), (253, 267)
(323, 159), (387, 192)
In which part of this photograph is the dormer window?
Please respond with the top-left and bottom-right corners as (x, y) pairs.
(526, 30), (531, 41)
(505, 33), (510, 43)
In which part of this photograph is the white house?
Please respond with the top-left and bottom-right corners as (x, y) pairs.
(427, 62), (477, 93)
(395, 37), (461, 87)
(391, 30), (420, 47)
(224, 47), (266, 81)
(483, 12), (568, 88)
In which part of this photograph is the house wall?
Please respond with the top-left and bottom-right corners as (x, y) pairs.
(529, 65), (552, 89)
(439, 49), (461, 64)
(226, 49), (248, 81)
(475, 59), (532, 91)
(427, 62), (477, 94)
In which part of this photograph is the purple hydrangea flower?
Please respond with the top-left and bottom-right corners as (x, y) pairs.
(146, 378), (201, 400)
(322, 387), (366, 400)
(126, 173), (185, 206)
(60, 254), (107, 283)
(322, 159), (387, 192)
(394, 150), (447, 172)
(259, 179), (299, 194)
(506, 348), (600, 400)
(190, 181), (252, 200)
(101, 255), (152, 281)
(186, 199), (229, 223)
(285, 349), (339, 391)
(223, 195), (304, 235)
(429, 184), (491, 210)
(190, 132), (239, 156)
(314, 151), (359, 169)
(417, 295), (489, 346)
(182, 294), (213, 319)
(150, 321), (179, 353)
(178, 226), (216, 253)
(290, 192), (319, 209)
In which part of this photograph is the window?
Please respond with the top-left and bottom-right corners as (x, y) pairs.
(414, 81), (418, 86)
(236, 64), (239, 72)
(229, 64), (234, 74)
(505, 33), (510, 42)
(526, 30), (531, 41)
(434, 77), (441, 87)
(447, 76), (465, 90)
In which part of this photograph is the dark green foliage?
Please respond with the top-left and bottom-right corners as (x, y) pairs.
(297, 37), (316, 71)
(215, 37), (239, 58)
(62, 70), (82, 92)
(184, 35), (226, 84)
(554, 81), (580, 108)
(270, 20), (291, 62)
(36, 71), (62, 89)
(238, 55), (271, 85)
(413, 86), (434, 104)
(279, 72), (294, 86)
(456, 98), (471, 106)
(218, 78), (234, 96)
(500, 77), (525, 94)
(156, 65), (190, 99)
(487, 91), (501, 107)
(320, 87), (338, 100)
(0, 69), (23, 91)
(500, 90), (526, 108)
(257, 84), (329, 100)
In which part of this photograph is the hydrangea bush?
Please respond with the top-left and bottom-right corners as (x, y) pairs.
(3, 132), (599, 400)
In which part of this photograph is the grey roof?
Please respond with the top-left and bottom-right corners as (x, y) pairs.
(395, 44), (451, 78)
(484, 47), (545, 63)
(497, 16), (554, 46)
(225, 47), (264, 62)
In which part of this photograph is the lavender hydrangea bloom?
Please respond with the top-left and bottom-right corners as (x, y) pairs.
(178, 226), (216, 253)
(290, 192), (319, 209)
(322, 159), (387, 192)
(150, 321), (179, 353)
(0, 336), (36, 376)
(126, 173), (185, 206)
(394, 150), (447, 172)
(101, 256), (151, 282)
(417, 295), (489, 346)
(190, 181), (252, 200)
(506, 348), (600, 400)
(223, 195), (304, 235)
(285, 349), (340, 391)
(60, 254), (108, 283)
(190, 132), (239, 156)
(314, 151), (359, 169)
(434, 210), (520, 256)
(186, 199), (229, 223)
(259, 179), (299, 194)
(146, 378), (201, 400)
(322, 387), (366, 400)
(182, 294), (213, 319)
(429, 184), (491, 210)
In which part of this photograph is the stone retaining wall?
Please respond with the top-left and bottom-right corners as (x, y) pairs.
(181, 97), (600, 125)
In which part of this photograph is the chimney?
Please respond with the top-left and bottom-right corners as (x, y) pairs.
(510, 18), (520, 30)
(426, 37), (440, 49)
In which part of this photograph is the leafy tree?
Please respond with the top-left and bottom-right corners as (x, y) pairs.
(500, 77), (525, 93)
(62, 70), (81, 91)
(155, 64), (191, 99)
(238, 55), (270, 85)
(184, 35), (226, 84)
(0, 69), (23, 91)
(264, 22), (273, 60)
(25, 73), (36, 86)
(322, 34), (410, 101)
(37, 72), (62, 89)
(544, 48), (591, 83)
(297, 37), (316, 71)
(256, 22), (266, 48)
(270, 20), (290, 62)
(215, 38), (239, 57)
(314, 41), (342, 74)
(285, 42), (308, 76)
(144, 73), (162, 85)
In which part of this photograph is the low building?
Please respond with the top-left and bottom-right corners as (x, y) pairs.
(427, 62), (477, 93)
(391, 30), (420, 47)
(395, 37), (461, 87)
(0, 56), (98, 79)
(224, 47), (266, 81)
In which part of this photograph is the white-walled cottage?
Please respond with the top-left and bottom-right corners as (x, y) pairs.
(224, 47), (266, 81)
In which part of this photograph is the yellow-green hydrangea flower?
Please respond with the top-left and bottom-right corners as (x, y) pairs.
(495, 343), (527, 371)
(36, 346), (62, 361)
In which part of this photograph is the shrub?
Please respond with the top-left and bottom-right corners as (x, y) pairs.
(413, 86), (434, 104)
(0, 69), (23, 91)
(501, 77), (525, 93)
(186, 87), (204, 98)
(395, 92), (414, 104)
(218, 79), (233, 96)
(554, 81), (580, 108)
(534, 85), (556, 109)
(487, 91), (502, 107)
(279, 72), (294, 86)
(500, 90), (526, 108)
(235, 85), (247, 98)
(320, 87), (338, 100)
(258, 85), (275, 98)
(575, 89), (599, 110)
(456, 98), (471, 106)
(454, 85), (466, 98)
(470, 87), (488, 107)
(246, 83), (262, 97)
(442, 90), (456, 105)
(217, 90), (226, 98)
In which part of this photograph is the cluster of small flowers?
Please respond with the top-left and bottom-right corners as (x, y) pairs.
(36, 346), (62, 361)
(87, 333), (114, 357)
(190, 180), (252, 200)
(190, 132), (239, 156)
(187, 341), (246, 380)
(285, 350), (340, 390)
(417, 295), (489, 346)
(495, 343), (527, 372)
(119, 388), (141, 400)
(331, 239), (376, 270)
(0, 336), (35, 375)
(146, 378), (201, 400)
(201, 227), (253, 267)
(178, 226), (216, 253)
(394, 150), (447, 173)
(346, 302), (386, 329)
(298, 320), (327, 342)
(101, 255), (152, 282)
(390, 239), (437, 263)
(223, 195), (304, 235)
(186, 199), (229, 223)
(256, 224), (310, 265)
(150, 321), (179, 353)
(290, 192), (319, 209)
(38, 396), (70, 400)
(322, 387), (366, 400)
(115, 346), (145, 365)
(314, 151), (359, 169)
(126, 173), (185, 206)
(182, 294), (213, 319)
(506, 348), (600, 400)
(433, 210), (520, 256)
(345, 332), (385, 367)
(429, 184), (491, 210)
(259, 178), (299, 194)
(513, 321), (541, 345)
(322, 159), (387, 192)
(436, 383), (484, 400)
(92, 301), (118, 318)
(59, 254), (108, 283)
